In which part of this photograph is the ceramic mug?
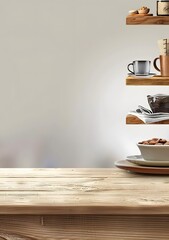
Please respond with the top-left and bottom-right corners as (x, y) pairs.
(154, 55), (169, 76)
(127, 60), (151, 76)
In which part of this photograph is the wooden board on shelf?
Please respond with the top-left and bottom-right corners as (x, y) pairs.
(126, 16), (169, 25)
(129, 13), (153, 17)
(126, 76), (169, 86)
(126, 114), (169, 125)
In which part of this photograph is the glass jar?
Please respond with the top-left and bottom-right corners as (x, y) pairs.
(157, 1), (169, 16)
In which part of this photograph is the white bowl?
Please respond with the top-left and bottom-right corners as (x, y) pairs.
(137, 144), (169, 161)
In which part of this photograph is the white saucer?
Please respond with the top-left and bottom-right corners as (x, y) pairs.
(128, 73), (156, 78)
(126, 155), (169, 167)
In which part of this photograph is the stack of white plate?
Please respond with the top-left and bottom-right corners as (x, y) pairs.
(127, 155), (169, 167)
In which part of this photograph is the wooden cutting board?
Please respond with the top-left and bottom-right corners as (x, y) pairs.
(115, 160), (169, 175)
(128, 13), (153, 17)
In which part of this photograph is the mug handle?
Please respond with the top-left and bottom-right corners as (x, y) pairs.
(153, 57), (160, 72)
(127, 63), (134, 74)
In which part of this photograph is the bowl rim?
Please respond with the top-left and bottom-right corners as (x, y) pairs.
(137, 143), (169, 147)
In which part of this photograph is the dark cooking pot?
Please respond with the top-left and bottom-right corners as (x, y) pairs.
(147, 94), (169, 113)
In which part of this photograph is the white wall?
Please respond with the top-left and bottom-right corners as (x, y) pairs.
(0, 0), (169, 167)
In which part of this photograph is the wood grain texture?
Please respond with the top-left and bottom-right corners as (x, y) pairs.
(126, 114), (169, 124)
(0, 215), (168, 239)
(0, 169), (168, 215)
(126, 76), (169, 86)
(0, 169), (169, 239)
(126, 114), (144, 124)
(126, 15), (169, 25)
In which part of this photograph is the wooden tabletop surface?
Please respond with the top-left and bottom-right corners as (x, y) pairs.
(0, 168), (168, 215)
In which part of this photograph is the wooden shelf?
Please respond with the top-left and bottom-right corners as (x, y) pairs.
(126, 16), (169, 25)
(126, 114), (169, 124)
(126, 76), (169, 86)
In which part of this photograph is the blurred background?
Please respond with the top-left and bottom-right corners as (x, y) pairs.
(0, 0), (169, 167)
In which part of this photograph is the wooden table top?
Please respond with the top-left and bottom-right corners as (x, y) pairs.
(0, 168), (169, 215)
